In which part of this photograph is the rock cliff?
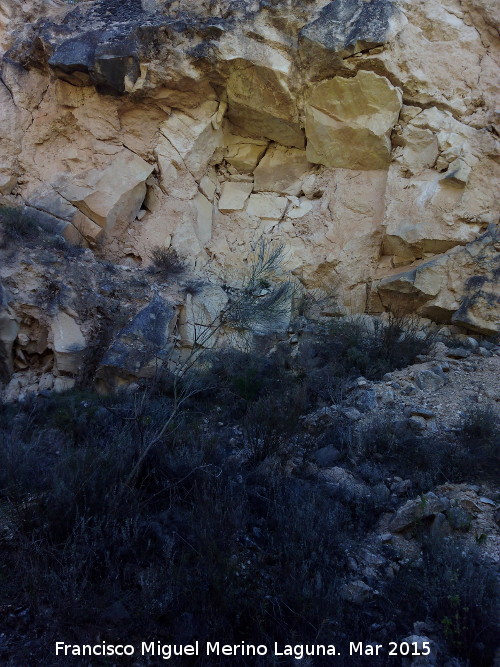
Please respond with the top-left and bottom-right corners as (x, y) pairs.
(0, 0), (499, 394)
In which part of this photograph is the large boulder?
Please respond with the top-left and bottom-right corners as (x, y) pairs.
(376, 227), (500, 333)
(178, 285), (228, 349)
(390, 492), (450, 533)
(305, 71), (402, 170)
(226, 62), (304, 148)
(96, 295), (178, 391)
(299, 0), (407, 60)
(24, 187), (102, 245)
(55, 149), (154, 235)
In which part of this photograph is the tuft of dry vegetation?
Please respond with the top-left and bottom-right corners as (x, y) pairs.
(148, 246), (186, 278)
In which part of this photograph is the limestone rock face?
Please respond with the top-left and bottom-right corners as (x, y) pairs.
(247, 194), (289, 220)
(300, 0), (407, 59)
(226, 63), (304, 148)
(178, 285), (228, 349)
(306, 71), (402, 170)
(159, 102), (223, 181)
(218, 182), (253, 213)
(224, 134), (268, 174)
(0, 0), (498, 338)
(376, 227), (500, 334)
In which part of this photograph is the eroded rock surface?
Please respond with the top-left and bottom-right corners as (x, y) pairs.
(0, 0), (498, 375)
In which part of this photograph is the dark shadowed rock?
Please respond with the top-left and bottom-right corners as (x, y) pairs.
(48, 33), (99, 84)
(97, 294), (178, 391)
(313, 444), (341, 467)
(299, 0), (406, 59)
(389, 492), (450, 533)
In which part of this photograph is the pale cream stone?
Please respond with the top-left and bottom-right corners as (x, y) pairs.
(396, 126), (439, 174)
(224, 130), (268, 173)
(246, 193), (288, 220)
(69, 210), (104, 244)
(305, 71), (402, 170)
(218, 181), (253, 213)
(444, 158), (471, 186)
(159, 101), (222, 180)
(178, 285), (228, 348)
(192, 192), (213, 246)
(51, 311), (86, 374)
(155, 136), (199, 200)
(226, 63), (304, 148)
(286, 199), (313, 219)
(0, 171), (16, 195)
(199, 174), (217, 201)
(225, 142), (268, 174)
(56, 150), (154, 233)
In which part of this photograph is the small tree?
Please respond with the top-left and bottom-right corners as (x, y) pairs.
(122, 238), (296, 485)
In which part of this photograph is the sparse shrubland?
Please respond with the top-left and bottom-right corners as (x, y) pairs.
(0, 307), (498, 665)
(384, 538), (499, 666)
(299, 312), (436, 382)
(0, 252), (498, 665)
(0, 205), (50, 244)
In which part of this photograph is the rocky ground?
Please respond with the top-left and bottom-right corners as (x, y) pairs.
(0, 295), (499, 665)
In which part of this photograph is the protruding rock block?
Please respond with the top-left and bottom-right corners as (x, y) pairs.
(376, 228), (500, 334)
(286, 198), (314, 219)
(224, 133), (268, 174)
(97, 295), (178, 391)
(56, 149), (154, 234)
(155, 137), (199, 201)
(254, 145), (311, 196)
(452, 281), (500, 335)
(300, 0), (407, 60)
(51, 311), (86, 374)
(178, 285), (228, 349)
(246, 193), (288, 220)
(159, 101), (223, 180)
(382, 219), (478, 261)
(226, 63), (304, 148)
(192, 192), (213, 245)
(306, 71), (402, 170)
(25, 190), (103, 246)
(218, 181), (253, 213)
(0, 171), (16, 195)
